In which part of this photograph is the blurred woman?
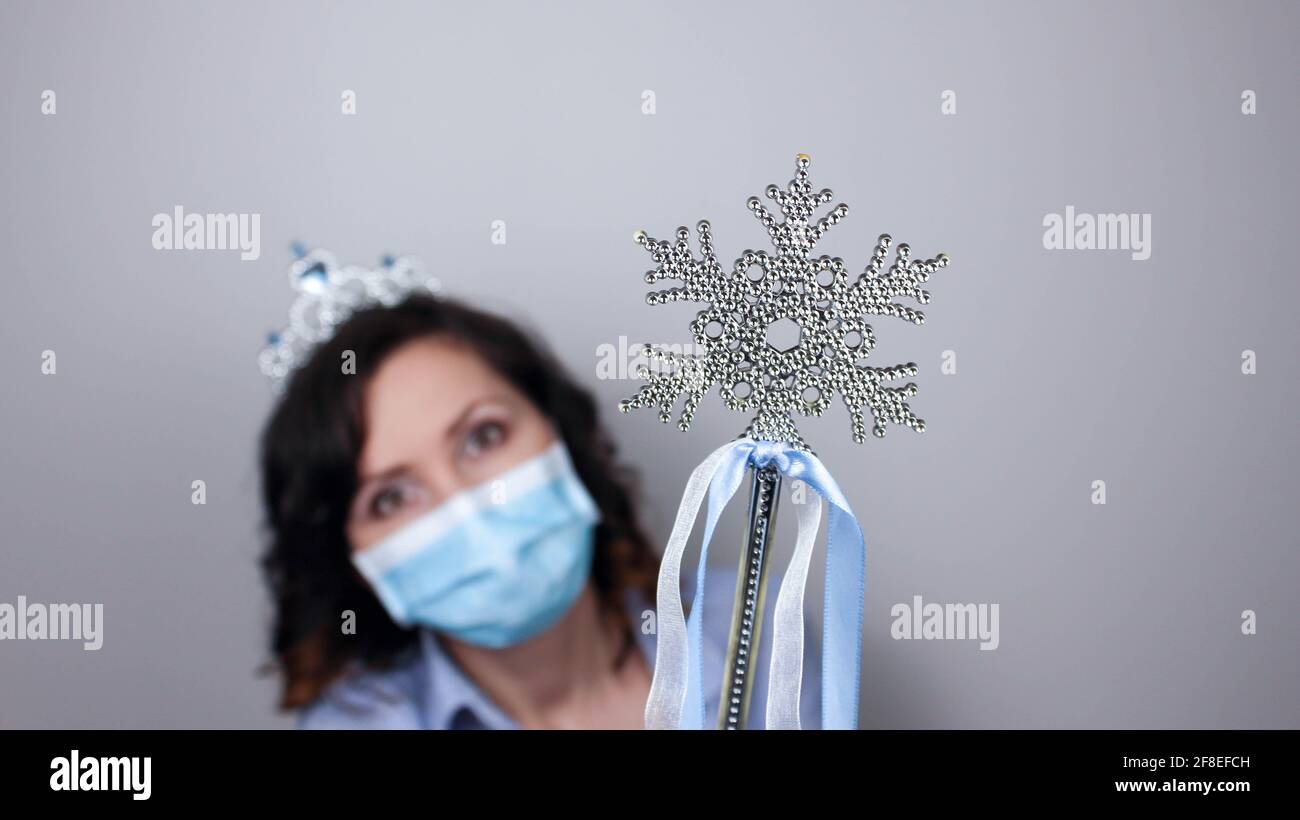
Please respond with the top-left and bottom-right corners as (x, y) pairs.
(258, 294), (818, 729)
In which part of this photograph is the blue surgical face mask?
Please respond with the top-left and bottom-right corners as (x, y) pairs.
(351, 440), (600, 649)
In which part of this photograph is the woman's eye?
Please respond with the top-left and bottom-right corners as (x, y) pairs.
(462, 420), (507, 459)
(369, 485), (411, 519)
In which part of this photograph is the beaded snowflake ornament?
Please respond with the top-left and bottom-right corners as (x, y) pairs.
(258, 242), (443, 389)
(625, 154), (952, 731)
(618, 153), (950, 451)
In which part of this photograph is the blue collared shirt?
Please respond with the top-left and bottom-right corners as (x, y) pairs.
(298, 566), (822, 729)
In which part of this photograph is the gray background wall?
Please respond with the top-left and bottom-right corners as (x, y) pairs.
(1, 0), (1295, 729)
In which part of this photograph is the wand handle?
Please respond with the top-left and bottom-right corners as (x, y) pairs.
(716, 463), (782, 729)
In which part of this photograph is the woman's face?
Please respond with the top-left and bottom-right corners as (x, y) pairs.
(345, 335), (557, 554)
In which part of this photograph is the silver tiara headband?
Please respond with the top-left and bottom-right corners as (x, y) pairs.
(258, 242), (444, 388)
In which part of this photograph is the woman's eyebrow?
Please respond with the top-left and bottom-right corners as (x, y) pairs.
(357, 393), (516, 484)
(357, 462), (411, 487)
(443, 393), (513, 442)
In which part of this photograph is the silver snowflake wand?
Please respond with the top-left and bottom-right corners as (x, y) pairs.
(618, 153), (950, 451)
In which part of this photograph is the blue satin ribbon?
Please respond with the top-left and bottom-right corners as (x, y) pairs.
(678, 438), (866, 730)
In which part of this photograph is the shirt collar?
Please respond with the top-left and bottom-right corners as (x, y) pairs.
(415, 583), (723, 729)
(417, 627), (518, 729)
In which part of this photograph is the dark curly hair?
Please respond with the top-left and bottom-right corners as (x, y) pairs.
(258, 294), (660, 709)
